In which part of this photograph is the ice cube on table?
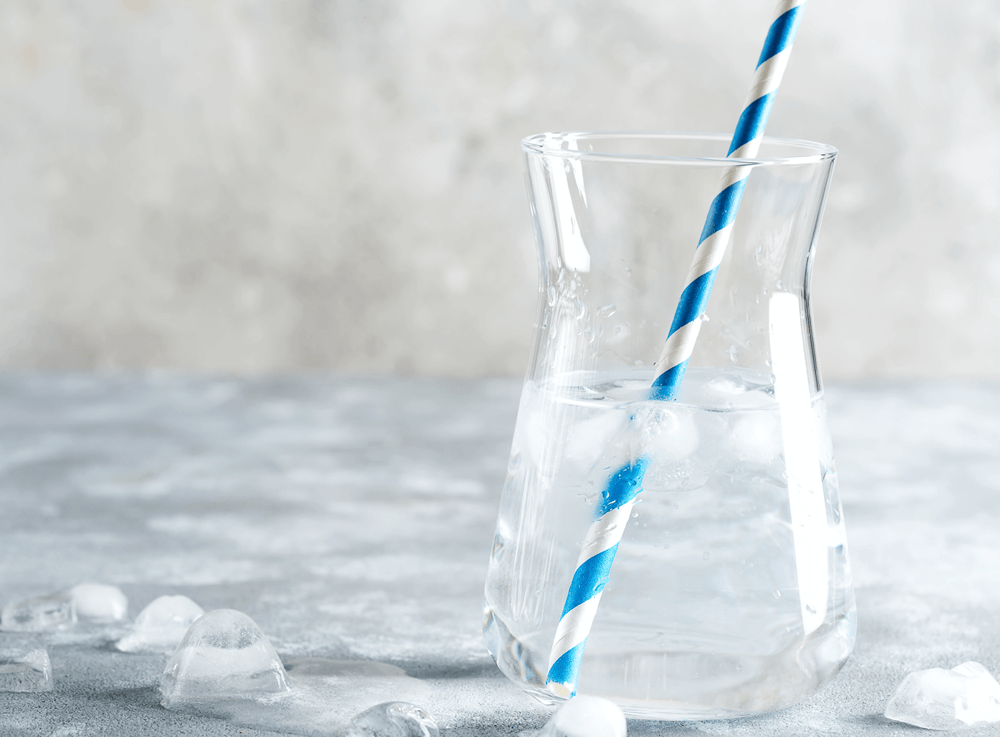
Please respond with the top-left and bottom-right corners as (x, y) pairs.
(117, 595), (204, 653)
(0, 647), (53, 693)
(884, 661), (1000, 730)
(160, 609), (290, 709)
(345, 701), (439, 737)
(68, 583), (128, 622)
(539, 696), (626, 737)
(1, 593), (75, 632)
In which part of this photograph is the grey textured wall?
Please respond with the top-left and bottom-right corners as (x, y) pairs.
(1, 1), (998, 379)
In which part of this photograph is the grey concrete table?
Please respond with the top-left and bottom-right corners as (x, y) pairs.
(0, 376), (998, 736)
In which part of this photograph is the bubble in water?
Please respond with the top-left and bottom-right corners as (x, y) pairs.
(117, 595), (205, 654)
(1, 593), (75, 632)
(597, 303), (617, 317)
(345, 701), (439, 737)
(160, 609), (291, 709)
(539, 695), (626, 737)
(69, 583), (128, 623)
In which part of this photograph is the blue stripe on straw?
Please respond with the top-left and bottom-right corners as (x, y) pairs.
(757, 6), (804, 68)
(561, 544), (620, 616)
(547, 640), (586, 690)
(596, 458), (648, 517)
(649, 361), (686, 401)
(667, 270), (716, 337)
(699, 179), (748, 243)
(728, 93), (775, 156)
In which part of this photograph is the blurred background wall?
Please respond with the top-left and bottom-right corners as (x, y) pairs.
(0, 0), (997, 379)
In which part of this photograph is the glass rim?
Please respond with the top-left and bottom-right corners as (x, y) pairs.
(521, 131), (837, 167)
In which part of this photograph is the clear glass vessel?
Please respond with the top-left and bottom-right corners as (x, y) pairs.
(483, 132), (856, 719)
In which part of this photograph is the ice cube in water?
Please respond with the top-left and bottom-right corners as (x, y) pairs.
(539, 696), (626, 737)
(345, 702), (439, 737)
(726, 411), (782, 466)
(885, 661), (1000, 730)
(160, 609), (290, 709)
(1, 593), (75, 632)
(117, 595), (204, 653)
(0, 647), (53, 693)
(69, 583), (128, 622)
(633, 402), (698, 461)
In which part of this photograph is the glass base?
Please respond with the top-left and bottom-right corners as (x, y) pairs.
(483, 603), (856, 720)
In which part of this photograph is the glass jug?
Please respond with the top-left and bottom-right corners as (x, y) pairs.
(483, 132), (856, 719)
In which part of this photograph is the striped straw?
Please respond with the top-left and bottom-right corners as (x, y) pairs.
(545, 0), (808, 697)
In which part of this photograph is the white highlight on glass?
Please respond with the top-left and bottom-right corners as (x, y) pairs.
(546, 135), (591, 273)
(768, 291), (828, 636)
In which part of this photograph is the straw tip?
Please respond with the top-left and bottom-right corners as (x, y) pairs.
(547, 681), (575, 699)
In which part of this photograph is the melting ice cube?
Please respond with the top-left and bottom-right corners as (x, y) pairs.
(539, 696), (626, 737)
(632, 402), (699, 462)
(345, 701), (440, 737)
(512, 382), (555, 472)
(885, 661), (1000, 730)
(69, 583), (128, 623)
(0, 647), (53, 693)
(1, 594), (75, 632)
(726, 411), (782, 466)
(563, 410), (629, 474)
(117, 595), (205, 653)
(160, 609), (291, 709)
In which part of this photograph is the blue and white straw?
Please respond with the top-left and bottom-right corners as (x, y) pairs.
(545, 0), (808, 697)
